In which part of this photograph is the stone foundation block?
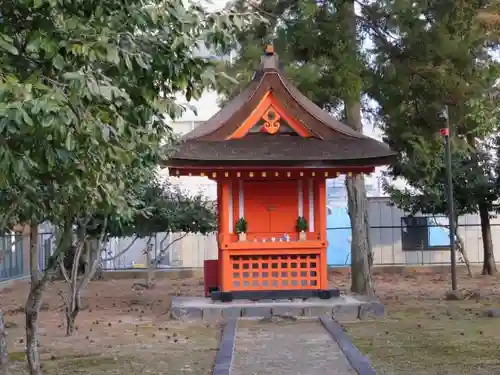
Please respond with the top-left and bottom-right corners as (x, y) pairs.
(241, 306), (272, 318)
(202, 308), (223, 324)
(358, 302), (385, 320)
(303, 306), (333, 317)
(171, 307), (203, 320)
(222, 307), (242, 319)
(332, 304), (360, 322)
(271, 306), (304, 317)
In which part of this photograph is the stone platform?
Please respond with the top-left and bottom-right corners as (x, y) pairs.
(171, 295), (384, 323)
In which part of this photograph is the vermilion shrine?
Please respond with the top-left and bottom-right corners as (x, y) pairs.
(165, 46), (395, 301)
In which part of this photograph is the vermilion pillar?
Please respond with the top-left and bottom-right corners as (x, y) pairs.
(218, 180), (232, 292)
(317, 178), (328, 289)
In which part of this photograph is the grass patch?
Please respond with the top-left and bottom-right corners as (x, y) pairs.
(8, 351), (26, 361)
(345, 301), (500, 375)
(44, 355), (122, 371)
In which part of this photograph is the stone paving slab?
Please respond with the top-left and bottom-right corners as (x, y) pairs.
(171, 296), (384, 323)
(230, 318), (358, 375)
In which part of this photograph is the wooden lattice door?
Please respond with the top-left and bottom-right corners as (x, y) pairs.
(230, 254), (320, 291)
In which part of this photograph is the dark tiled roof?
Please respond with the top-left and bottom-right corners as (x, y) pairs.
(183, 53), (362, 141)
(182, 79), (260, 140)
(172, 48), (396, 166)
(168, 134), (396, 166)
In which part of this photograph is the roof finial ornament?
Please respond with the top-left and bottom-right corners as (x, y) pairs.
(261, 43), (279, 71)
(264, 44), (274, 56)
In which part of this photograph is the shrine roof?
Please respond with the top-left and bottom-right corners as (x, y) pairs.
(181, 52), (363, 141)
(166, 46), (396, 166)
(167, 134), (394, 167)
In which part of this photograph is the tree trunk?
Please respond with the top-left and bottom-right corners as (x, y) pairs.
(365, 207), (373, 268)
(344, 86), (374, 295)
(65, 293), (80, 337)
(437, 215), (473, 276)
(145, 243), (155, 288)
(25, 283), (45, 375)
(0, 312), (8, 375)
(452, 216), (472, 277)
(479, 203), (497, 275)
(25, 221), (45, 375)
(64, 234), (84, 337)
(346, 175), (375, 296)
(63, 233), (107, 336)
(65, 255), (97, 336)
(29, 223), (39, 283)
(463, 133), (497, 276)
(456, 234), (473, 277)
(87, 239), (101, 280)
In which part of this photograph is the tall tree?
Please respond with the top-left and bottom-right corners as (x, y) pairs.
(365, 0), (500, 275)
(218, 0), (375, 295)
(340, 0), (375, 295)
(0, 0), (248, 373)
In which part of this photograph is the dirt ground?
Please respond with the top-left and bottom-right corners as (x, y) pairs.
(1, 268), (500, 374)
(1, 276), (216, 375)
(336, 268), (500, 375)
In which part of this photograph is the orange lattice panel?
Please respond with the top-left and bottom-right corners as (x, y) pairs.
(229, 254), (320, 291)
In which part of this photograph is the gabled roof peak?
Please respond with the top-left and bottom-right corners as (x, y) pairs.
(180, 45), (375, 141)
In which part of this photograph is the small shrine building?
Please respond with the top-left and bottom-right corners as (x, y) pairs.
(164, 46), (396, 301)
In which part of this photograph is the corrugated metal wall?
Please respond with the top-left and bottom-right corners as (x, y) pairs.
(102, 232), (218, 269)
(368, 197), (500, 265)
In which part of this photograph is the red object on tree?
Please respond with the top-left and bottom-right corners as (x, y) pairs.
(203, 260), (219, 297)
(440, 128), (449, 136)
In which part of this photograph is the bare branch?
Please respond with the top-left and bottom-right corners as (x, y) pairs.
(78, 218), (108, 291)
(70, 241), (85, 285)
(101, 235), (139, 262)
(431, 215), (473, 277)
(59, 257), (71, 284)
(156, 232), (187, 259)
(48, 280), (68, 307)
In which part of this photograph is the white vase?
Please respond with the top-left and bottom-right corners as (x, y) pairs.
(238, 232), (247, 242)
(299, 231), (307, 241)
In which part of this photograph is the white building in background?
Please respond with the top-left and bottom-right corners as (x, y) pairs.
(160, 119), (217, 200)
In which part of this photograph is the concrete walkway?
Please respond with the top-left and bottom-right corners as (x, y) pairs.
(231, 318), (358, 375)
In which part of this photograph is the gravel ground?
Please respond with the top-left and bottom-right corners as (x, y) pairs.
(231, 318), (356, 375)
(2, 277), (216, 375)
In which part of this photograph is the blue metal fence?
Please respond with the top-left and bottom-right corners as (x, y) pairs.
(37, 232), (54, 272)
(0, 231), (56, 282)
(0, 232), (24, 281)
